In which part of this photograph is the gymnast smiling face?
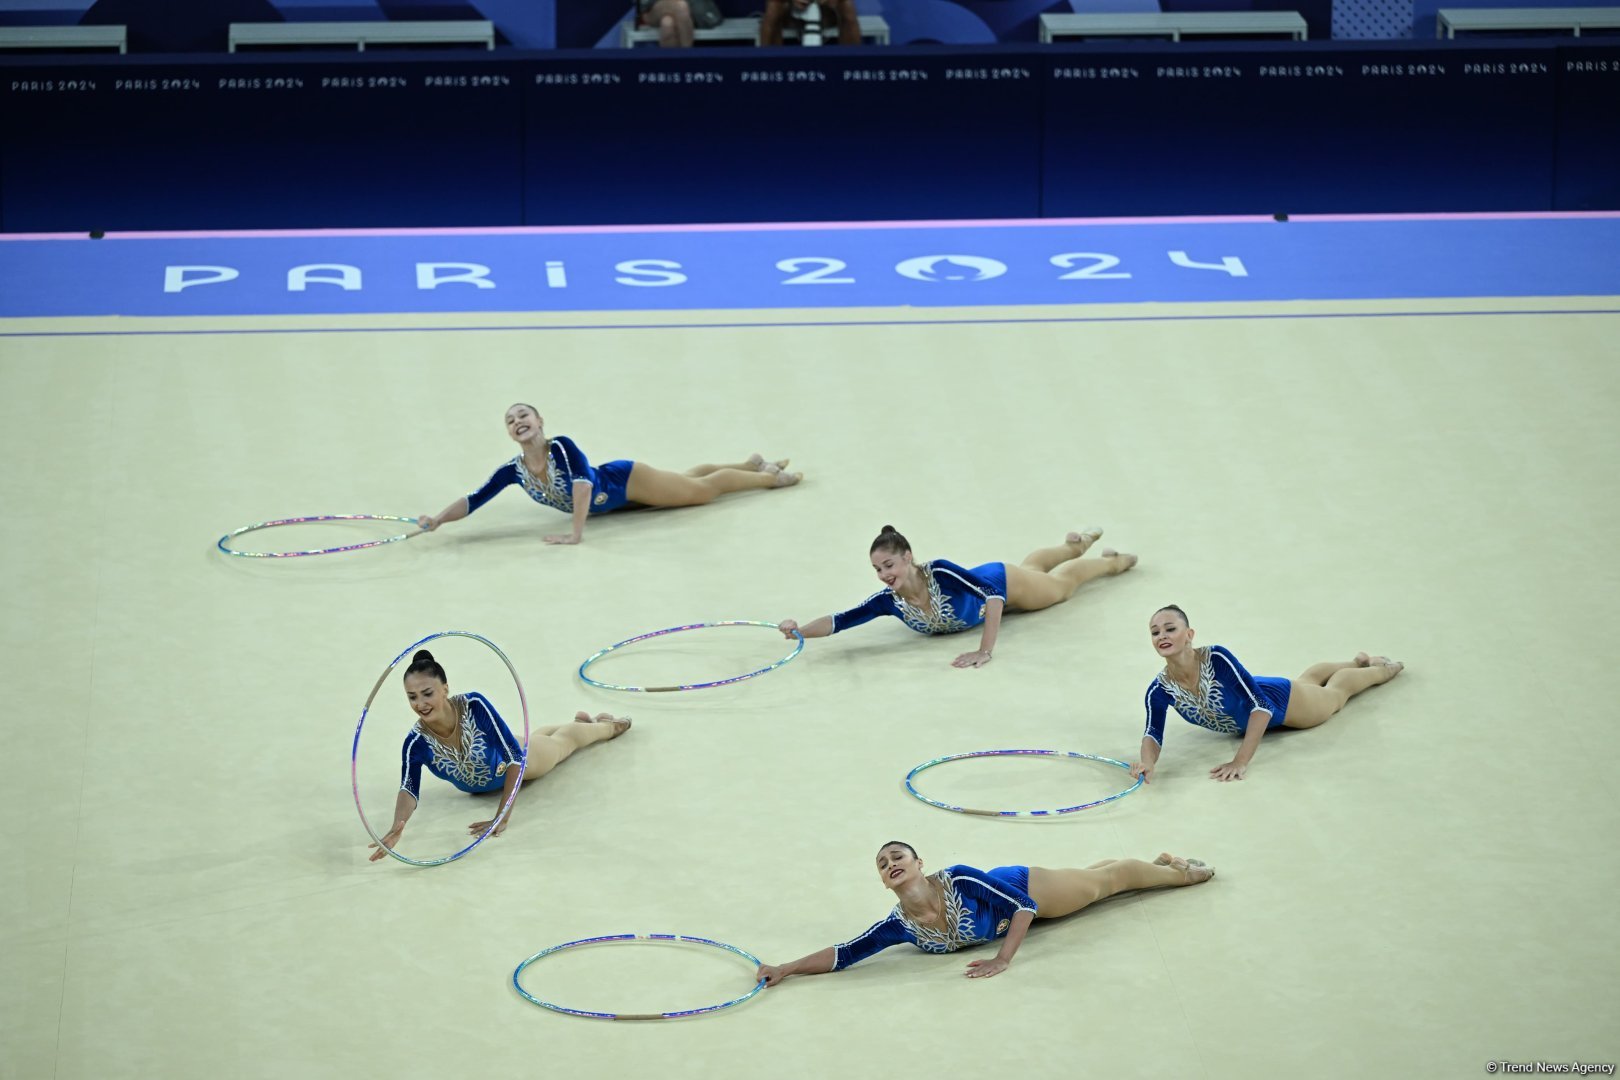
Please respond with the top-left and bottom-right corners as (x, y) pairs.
(1150, 606), (1195, 660)
(403, 671), (452, 724)
(870, 546), (916, 592)
(505, 403), (543, 445)
(876, 842), (923, 892)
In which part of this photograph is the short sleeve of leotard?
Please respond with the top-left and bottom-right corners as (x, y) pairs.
(833, 914), (913, 971)
(399, 729), (432, 802)
(948, 866), (1037, 918)
(1143, 682), (1172, 746)
(465, 461), (522, 515)
(929, 559), (1006, 602)
(831, 591), (898, 634)
(464, 691), (523, 767)
(1208, 645), (1271, 718)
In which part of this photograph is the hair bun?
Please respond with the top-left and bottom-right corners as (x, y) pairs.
(880, 524), (896, 534)
(413, 649), (435, 663)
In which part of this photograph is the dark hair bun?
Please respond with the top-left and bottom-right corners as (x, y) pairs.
(404, 649), (448, 684)
(870, 525), (912, 556)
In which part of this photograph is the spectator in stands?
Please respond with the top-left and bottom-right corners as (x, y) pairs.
(639, 0), (695, 46)
(761, 0), (861, 45)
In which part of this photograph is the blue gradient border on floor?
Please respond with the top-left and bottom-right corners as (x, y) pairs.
(1, 215), (1617, 320)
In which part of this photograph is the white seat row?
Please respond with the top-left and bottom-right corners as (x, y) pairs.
(1039, 12), (1309, 41)
(1436, 6), (1620, 36)
(0, 25), (127, 53)
(227, 20), (495, 53)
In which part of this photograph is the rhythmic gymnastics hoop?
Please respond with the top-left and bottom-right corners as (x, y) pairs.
(351, 630), (529, 867)
(904, 749), (1143, 817)
(217, 514), (422, 558)
(577, 620), (804, 693)
(512, 933), (767, 1020)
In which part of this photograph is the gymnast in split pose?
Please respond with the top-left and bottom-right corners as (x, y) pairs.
(777, 525), (1136, 668)
(367, 650), (631, 861)
(417, 403), (802, 545)
(757, 841), (1213, 984)
(1131, 604), (1405, 784)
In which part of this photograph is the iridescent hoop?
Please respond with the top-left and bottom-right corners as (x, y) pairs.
(577, 620), (804, 693)
(512, 933), (767, 1020)
(352, 630), (529, 867)
(904, 749), (1143, 817)
(218, 514), (422, 558)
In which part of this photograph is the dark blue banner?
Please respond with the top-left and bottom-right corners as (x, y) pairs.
(3, 41), (1618, 231)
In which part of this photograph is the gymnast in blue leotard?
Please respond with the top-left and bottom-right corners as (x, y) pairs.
(757, 841), (1214, 985)
(778, 525), (1137, 669)
(1131, 604), (1405, 784)
(417, 403), (801, 546)
(367, 649), (631, 861)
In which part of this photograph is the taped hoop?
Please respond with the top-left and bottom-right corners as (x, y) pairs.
(513, 933), (767, 1020)
(578, 620), (804, 693)
(218, 514), (421, 558)
(904, 749), (1143, 817)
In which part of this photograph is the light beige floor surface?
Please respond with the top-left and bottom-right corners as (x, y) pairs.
(3, 298), (1618, 1079)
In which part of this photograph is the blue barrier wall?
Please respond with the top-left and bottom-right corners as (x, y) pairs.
(2, 40), (1616, 231)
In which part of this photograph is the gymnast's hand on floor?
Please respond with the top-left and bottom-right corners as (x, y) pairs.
(965, 957), (1009, 979)
(1208, 760), (1247, 782)
(757, 964), (787, 988)
(952, 649), (992, 668)
(777, 619), (800, 639)
(543, 533), (581, 545)
(468, 815), (511, 836)
(368, 825), (405, 862)
(1130, 761), (1154, 783)
(416, 515), (438, 532)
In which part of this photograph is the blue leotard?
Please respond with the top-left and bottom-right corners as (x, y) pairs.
(464, 435), (636, 517)
(830, 560), (1008, 636)
(1142, 645), (1292, 744)
(399, 692), (524, 801)
(833, 865), (1036, 970)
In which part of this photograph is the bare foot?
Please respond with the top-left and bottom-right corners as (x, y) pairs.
(762, 463), (803, 488)
(1100, 548), (1138, 573)
(1155, 852), (1215, 884)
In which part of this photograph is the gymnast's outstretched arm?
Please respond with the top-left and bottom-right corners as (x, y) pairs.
(419, 497), (469, 533)
(1131, 736), (1161, 783)
(757, 946), (836, 987)
(778, 616), (834, 639)
(369, 789), (419, 862)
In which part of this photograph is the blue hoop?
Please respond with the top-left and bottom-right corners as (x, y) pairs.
(512, 933), (767, 1020)
(904, 749), (1143, 817)
(578, 620), (804, 693)
(352, 630), (529, 866)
